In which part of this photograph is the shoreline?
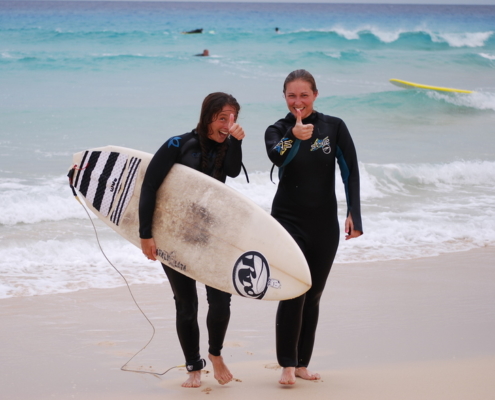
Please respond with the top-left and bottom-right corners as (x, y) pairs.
(1, 246), (494, 399)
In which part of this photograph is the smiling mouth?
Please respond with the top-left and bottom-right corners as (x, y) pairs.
(215, 131), (229, 140)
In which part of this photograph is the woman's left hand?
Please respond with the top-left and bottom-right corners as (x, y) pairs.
(345, 213), (363, 240)
(228, 114), (245, 140)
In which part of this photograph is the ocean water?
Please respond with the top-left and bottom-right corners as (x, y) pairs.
(1, 1), (495, 299)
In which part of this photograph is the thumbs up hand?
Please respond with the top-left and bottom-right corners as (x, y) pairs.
(228, 113), (245, 140)
(292, 108), (314, 140)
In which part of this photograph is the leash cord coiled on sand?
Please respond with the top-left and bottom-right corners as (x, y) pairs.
(68, 168), (184, 376)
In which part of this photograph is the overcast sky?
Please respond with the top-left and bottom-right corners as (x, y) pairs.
(32, 0), (495, 5)
(164, 0), (494, 3)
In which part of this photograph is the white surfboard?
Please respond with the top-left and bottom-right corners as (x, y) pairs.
(70, 145), (311, 301)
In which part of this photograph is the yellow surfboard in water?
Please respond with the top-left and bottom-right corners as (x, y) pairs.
(390, 78), (473, 94)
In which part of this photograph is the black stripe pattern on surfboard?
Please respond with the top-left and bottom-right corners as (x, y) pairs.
(110, 156), (141, 226)
(74, 150), (140, 224)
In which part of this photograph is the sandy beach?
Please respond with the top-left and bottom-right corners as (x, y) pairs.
(2, 3), (495, 399)
(2, 246), (494, 400)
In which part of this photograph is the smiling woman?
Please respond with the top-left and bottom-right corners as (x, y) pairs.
(265, 69), (363, 385)
(138, 92), (245, 388)
(283, 70), (319, 121)
(207, 106), (241, 143)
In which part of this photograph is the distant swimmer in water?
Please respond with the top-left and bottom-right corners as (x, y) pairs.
(195, 49), (209, 57)
(182, 28), (203, 34)
(275, 27), (279, 32)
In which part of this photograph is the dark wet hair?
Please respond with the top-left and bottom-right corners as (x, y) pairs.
(283, 69), (318, 94)
(195, 92), (240, 180)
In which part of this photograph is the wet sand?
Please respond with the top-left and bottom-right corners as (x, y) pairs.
(1, 247), (494, 399)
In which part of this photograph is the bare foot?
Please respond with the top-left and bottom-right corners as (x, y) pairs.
(295, 367), (320, 381)
(279, 367), (296, 385)
(182, 370), (201, 388)
(208, 354), (233, 385)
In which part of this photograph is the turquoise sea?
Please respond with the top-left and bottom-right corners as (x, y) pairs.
(1, 1), (495, 298)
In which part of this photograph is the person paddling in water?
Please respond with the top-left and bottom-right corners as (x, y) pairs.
(195, 49), (209, 57)
(139, 92), (246, 388)
(265, 70), (363, 385)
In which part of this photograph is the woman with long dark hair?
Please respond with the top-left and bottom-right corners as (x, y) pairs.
(139, 92), (245, 388)
(265, 70), (363, 385)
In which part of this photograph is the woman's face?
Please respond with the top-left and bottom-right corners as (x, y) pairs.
(284, 79), (318, 120)
(208, 105), (237, 143)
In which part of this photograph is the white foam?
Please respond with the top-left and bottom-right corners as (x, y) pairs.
(0, 176), (87, 225)
(34, 149), (72, 158)
(430, 31), (494, 48)
(226, 171), (278, 211)
(3, 160), (491, 227)
(1, 52), (15, 59)
(336, 208), (495, 263)
(2, 160), (495, 298)
(228, 161), (495, 264)
(332, 26), (360, 40)
(479, 53), (495, 61)
(366, 160), (495, 187)
(426, 91), (495, 111)
(320, 26), (494, 48)
(0, 236), (166, 299)
(338, 161), (495, 262)
(366, 27), (403, 43)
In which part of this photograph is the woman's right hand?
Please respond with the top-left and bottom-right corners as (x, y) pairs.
(141, 238), (157, 261)
(228, 113), (246, 140)
(292, 108), (314, 140)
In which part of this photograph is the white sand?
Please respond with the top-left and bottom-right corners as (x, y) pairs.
(1, 247), (494, 399)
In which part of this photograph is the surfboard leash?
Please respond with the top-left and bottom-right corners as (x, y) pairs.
(67, 166), (185, 376)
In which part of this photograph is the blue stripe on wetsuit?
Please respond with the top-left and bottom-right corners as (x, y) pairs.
(336, 145), (350, 210)
(278, 138), (301, 180)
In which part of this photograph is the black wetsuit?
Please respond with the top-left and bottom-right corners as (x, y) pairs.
(265, 111), (362, 368)
(139, 130), (243, 371)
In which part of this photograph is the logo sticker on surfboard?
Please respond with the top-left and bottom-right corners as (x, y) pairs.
(232, 251), (281, 300)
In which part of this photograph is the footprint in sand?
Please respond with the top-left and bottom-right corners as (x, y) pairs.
(97, 341), (115, 347)
(264, 363), (281, 370)
(223, 341), (243, 348)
